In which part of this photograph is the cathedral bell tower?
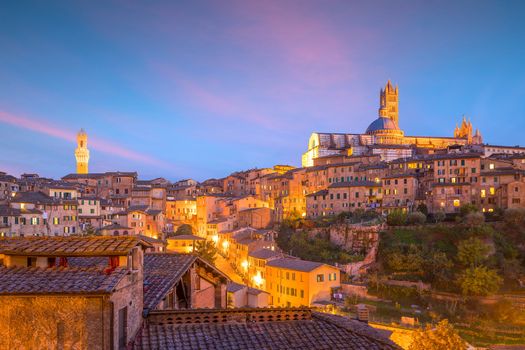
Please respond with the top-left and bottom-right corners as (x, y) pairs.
(379, 80), (399, 127)
(75, 129), (90, 174)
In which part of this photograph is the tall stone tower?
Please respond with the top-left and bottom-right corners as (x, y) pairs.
(75, 128), (90, 174)
(379, 80), (399, 127)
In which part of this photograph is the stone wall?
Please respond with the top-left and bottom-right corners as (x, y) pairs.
(0, 295), (108, 350)
(306, 223), (382, 253)
(110, 272), (144, 349)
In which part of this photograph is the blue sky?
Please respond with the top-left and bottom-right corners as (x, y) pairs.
(1, 0), (524, 181)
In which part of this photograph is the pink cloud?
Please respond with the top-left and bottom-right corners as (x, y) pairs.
(147, 63), (286, 131)
(0, 111), (175, 170)
(225, 0), (355, 87)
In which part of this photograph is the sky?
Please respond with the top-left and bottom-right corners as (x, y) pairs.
(1, 0), (524, 181)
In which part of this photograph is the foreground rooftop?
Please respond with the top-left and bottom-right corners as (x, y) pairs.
(0, 236), (150, 257)
(133, 308), (398, 349)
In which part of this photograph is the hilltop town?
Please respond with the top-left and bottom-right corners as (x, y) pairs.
(1, 82), (525, 349)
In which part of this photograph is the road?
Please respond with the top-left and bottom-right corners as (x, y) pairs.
(215, 253), (244, 284)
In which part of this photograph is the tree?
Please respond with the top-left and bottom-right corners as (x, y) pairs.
(387, 210), (407, 226)
(407, 211), (426, 225)
(457, 266), (502, 296)
(409, 319), (466, 350)
(433, 210), (446, 224)
(424, 251), (453, 287)
(417, 203), (428, 216)
(83, 225), (98, 236)
(194, 240), (218, 265)
(503, 208), (525, 226)
(457, 237), (490, 268)
(384, 244), (424, 273)
(459, 203), (478, 217)
(175, 224), (194, 236)
(463, 212), (485, 228)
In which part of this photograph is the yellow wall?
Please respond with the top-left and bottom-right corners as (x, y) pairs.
(166, 238), (199, 253)
(266, 264), (340, 307)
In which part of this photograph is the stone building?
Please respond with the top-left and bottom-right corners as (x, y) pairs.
(143, 253), (229, 314)
(0, 236), (149, 349)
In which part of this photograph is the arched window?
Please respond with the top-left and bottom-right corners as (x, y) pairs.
(113, 230), (119, 236)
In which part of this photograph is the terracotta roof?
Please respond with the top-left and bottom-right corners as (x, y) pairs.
(0, 236), (150, 257)
(329, 181), (381, 188)
(167, 235), (204, 241)
(143, 253), (197, 313)
(249, 248), (282, 260)
(227, 282), (246, 293)
(266, 258), (330, 272)
(306, 189), (329, 197)
(133, 308), (399, 349)
(0, 266), (127, 295)
(100, 223), (131, 230)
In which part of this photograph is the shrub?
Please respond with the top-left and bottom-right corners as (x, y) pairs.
(503, 208), (525, 226)
(407, 211), (427, 225)
(460, 203), (479, 217)
(463, 212), (485, 227)
(387, 210), (407, 226)
(433, 210), (446, 223)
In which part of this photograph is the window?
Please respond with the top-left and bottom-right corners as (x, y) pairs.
(27, 257), (37, 267)
(118, 307), (128, 349)
(316, 274), (324, 282)
(300, 290), (304, 298)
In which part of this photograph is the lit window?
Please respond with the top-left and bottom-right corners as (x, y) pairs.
(490, 187), (495, 195)
(481, 190), (486, 198)
(489, 163), (495, 170)
(453, 199), (460, 207)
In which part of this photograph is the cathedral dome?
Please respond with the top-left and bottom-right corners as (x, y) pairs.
(366, 117), (399, 134)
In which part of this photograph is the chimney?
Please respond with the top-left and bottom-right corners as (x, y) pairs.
(356, 304), (369, 323)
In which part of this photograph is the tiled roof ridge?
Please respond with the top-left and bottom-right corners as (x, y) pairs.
(312, 312), (400, 349)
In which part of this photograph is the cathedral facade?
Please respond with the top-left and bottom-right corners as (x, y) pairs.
(302, 81), (483, 167)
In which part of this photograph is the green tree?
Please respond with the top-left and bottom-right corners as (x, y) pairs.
(457, 237), (490, 268)
(463, 212), (485, 228)
(83, 225), (98, 236)
(384, 244), (423, 273)
(424, 251), (453, 287)
(457, 266), (502, 296)
(459, 203), (478, 217)
(407, 211), (426, 225)
(503, 208), (525, 226)
(417, 203), (428, 216)
(387, 210), (407, 226)
(409, 319), (466, 350)
(175, 224), (194, 236)
(433, 210), (446, 223)
(194, 240), (218, 265)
